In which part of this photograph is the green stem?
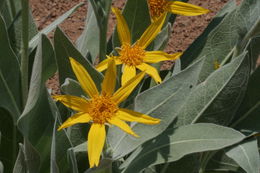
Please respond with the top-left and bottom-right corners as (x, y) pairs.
(20, 0), (29, 107)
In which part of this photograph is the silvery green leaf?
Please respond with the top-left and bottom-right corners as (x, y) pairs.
(54, 27), (103, 90)
(13, 144), (26, 173)
(7, 1), (38, 55)
(226, 139), (260, 173)
(206, 150), (245, 173)
(76, 2), (99, 62)
(175, 52), (249, 127)
(68, 148), (79, 173)
(232, 66), (260, 132)
(0, 108), (19, 172)
(108, 58), (204, 158)
(50, 106), (73, 173)
(181, 0), (260, 82)
(121, 123), (245, 173)
(61, 78), (84, 97)
(0, 15), (21, 120)
(29, 2), (84, 52)
(0, 160), (3, 173)
(180, 0), (237, 69)
(17, 35), (57, 171)
(153, 23), (171, 51)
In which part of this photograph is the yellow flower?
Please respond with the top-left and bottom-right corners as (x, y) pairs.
(148, 0), (210, 21)
(53, 58), (160, 168)
(96, 7), (182, 85)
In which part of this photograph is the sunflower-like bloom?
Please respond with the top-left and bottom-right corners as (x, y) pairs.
(148, 0), (210, 21)
(53, 58), (160, 168)
(96, 7), (182, 85)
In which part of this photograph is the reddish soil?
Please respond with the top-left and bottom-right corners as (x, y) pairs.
(29, 0), (230, 94)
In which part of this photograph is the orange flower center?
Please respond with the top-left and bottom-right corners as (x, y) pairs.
(148, 0), (169, 20)
(119, 43), (145, 66)
(88, 95), (118, 124)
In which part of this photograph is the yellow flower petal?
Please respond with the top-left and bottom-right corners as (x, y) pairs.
(96, 57), (122, 72)
(121, 65), (136, 86)
(112, 7), (131, 45)
(167, 1), (210, 16)
(102, 59), (117, 96)
(137, 14), (166, 49)
(112, 71), (145, 104)
(53, 95), (89, 112)
(136, 63), (162, 83)
(117, 108), (160, 125)
(108, 117), (139, 137)
(69, 57), (99, 98)
(88, 124), (106, 168)
(58, 112), (92, 131)
(144, 51), (182, 63)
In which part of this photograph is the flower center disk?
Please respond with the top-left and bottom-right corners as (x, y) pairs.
(88, 95), (118, 124)
(119, 43), (145, 66)
(148, 0), (169, 19)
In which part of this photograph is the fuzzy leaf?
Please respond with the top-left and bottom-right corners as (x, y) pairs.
(0, 15), (21, 120)
(181, 0), (260, 82)
(29, 2), (83, 52)
(232, 67), (260, 132)
(180, 0), (237, 69)
(206, 150), (245, 173)
(121, 123), (245, 173)
(50, 103), (73, 173)
(54, 27), (103, 90)
(226, 139), (260, 173)
(76, 2), (99, 61)
(175, 52), (250, 127)
(17, 35), (57, 172)
(13, 144), (26, 173)
(108, 58), (204, 158)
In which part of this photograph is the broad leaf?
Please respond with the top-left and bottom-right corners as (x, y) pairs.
(17, 35), (57, 172)
(175, 52), (250, 127)
(54, 27), (103, 90)
(29, 2), (84, 52)
(226, 139), (260, 173)
(0, 14), (21, 119)
(206, 150), (245, 173)
(181, 0), (260, 82)
(0, 160), (3, 173)
(13, 144), (26, 173)
(180, 0), (237, 69)
(61, 78), (84, 97)
(232, 67), (260, 132)
(50, 112), (73, 173)
(121, 123), (245, 173)
(0, 108), (19, 173)
(7, 1), (38, 55)
(76, 2), (100, 61)
(108, 58), (204, 158)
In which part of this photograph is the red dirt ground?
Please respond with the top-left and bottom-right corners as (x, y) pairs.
(29, 0), (230, 94)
